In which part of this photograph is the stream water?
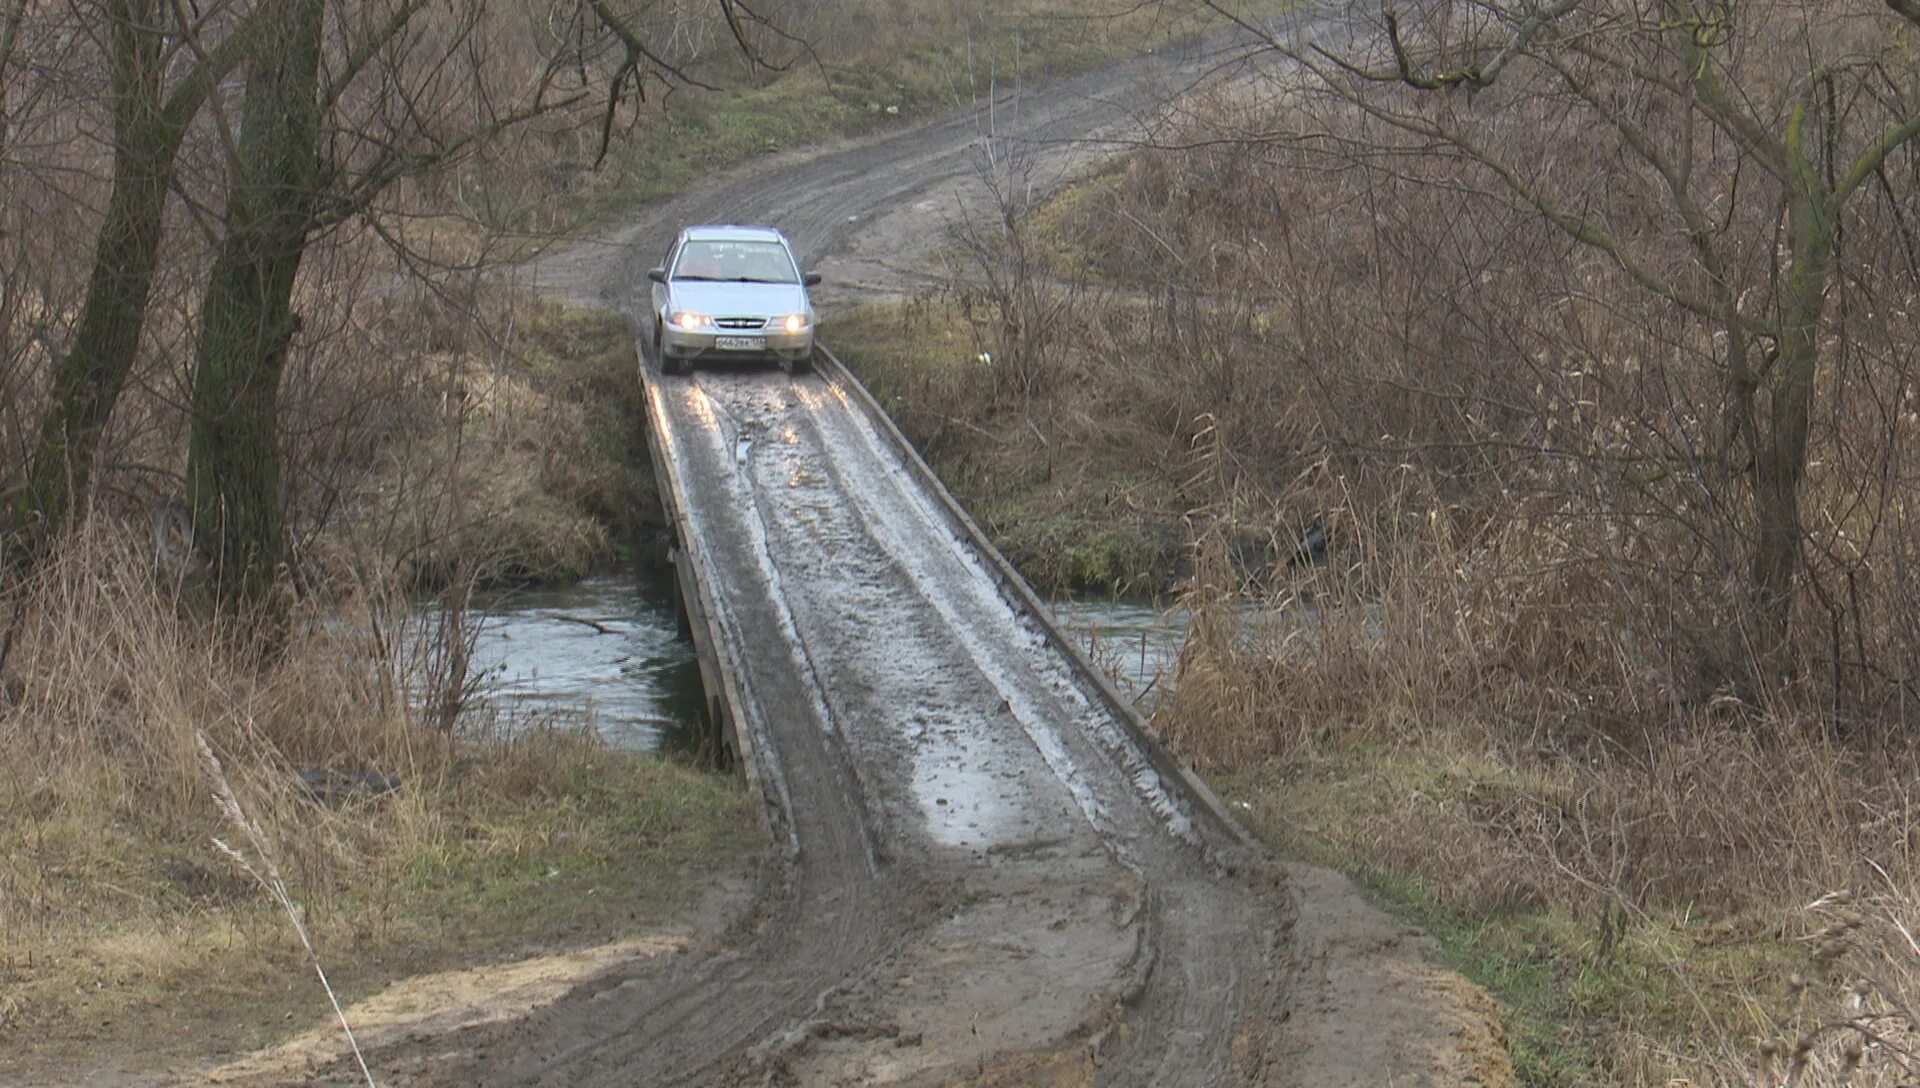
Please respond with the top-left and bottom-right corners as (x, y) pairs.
(459, 566), (1188, 755)
(459, 567), (708, 753)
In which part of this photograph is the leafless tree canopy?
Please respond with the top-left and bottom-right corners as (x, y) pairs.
(1166, 0), (1920, 713)
(0, 0), (808, 615)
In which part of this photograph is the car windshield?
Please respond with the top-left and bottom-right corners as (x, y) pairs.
(671, 240), (798, 284)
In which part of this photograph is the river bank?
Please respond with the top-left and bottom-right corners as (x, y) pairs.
(0, 295), (763, 1084)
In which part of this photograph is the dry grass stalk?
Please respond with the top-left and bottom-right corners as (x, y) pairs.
(1726, 878), (1920, 1087)
(197, 730), (378, 1088)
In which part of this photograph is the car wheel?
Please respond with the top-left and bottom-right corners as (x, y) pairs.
(654, 324), (687, 376)
(784, 348), (815, 376)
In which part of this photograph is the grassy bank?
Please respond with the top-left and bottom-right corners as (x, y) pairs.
(1215, 744), (1808, 1084)
(1164, 562), (1920, 1086)
(0, 294), (761, 1080)
(0, 735), (753, 1081)
(332, 295), (658, 589)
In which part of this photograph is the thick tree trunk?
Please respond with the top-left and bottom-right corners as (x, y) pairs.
(185, 0), (324, 613)
(1749, 178), (1834, 670)
(12, 0), (170, 556)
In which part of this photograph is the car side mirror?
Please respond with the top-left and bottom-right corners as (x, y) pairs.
(803, 271), (822, 287)
(647, 268), (667, 284)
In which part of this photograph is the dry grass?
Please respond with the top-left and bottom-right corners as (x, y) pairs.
(1119, 79), (1920, 1080)
(0, 291), (748, 1077)
(0, 527), (753, 1074)
(1143, 470), (1920, 1083)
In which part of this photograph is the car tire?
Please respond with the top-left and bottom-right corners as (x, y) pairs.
(653, 324), (686, 376)
(784, 348), (815, 376)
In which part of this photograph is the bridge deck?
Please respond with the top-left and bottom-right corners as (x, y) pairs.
(637, 347), (1285, 1085)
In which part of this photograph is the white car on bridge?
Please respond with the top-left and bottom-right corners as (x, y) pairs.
(648, 225), (820, 376)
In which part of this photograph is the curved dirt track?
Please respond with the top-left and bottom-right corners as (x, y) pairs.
(516, 6), (1348, 317)
(244, 6), (1514, 1086)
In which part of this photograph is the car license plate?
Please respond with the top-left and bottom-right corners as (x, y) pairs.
(715, 336), (765, 351)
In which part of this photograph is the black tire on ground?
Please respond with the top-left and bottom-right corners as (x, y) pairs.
(784, 348), (815, 375)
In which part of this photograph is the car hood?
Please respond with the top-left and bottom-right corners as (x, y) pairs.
(667, 281), (809, 317)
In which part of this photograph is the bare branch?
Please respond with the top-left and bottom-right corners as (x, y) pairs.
(1835, 110), (1920, 209)
(320, 0), (434, 113)
(584, 0), (720, 92)
(1313, 0), (1584, 91)
(313, 93), (587, 230)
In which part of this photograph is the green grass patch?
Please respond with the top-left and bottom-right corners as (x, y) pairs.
(509, 297), (659, 547)
(1025, 165), (1142, 284)
(347, 295), (660, 589)
(1213, 748), (1801, 1086)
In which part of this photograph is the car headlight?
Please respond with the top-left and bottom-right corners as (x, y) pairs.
(780, 313), (810, 334)
(672, 311), (710, 331)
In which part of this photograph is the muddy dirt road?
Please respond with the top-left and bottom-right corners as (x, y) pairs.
(239, 6), (1511, 1086)
(515, 6), (1355, 317)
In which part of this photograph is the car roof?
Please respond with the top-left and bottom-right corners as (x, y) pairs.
(680, 225), (788, 244)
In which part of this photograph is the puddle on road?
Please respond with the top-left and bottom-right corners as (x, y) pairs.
(909, 716), (1035, 849)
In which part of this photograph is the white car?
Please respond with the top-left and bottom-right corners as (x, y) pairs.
(648, 225), (820, 375)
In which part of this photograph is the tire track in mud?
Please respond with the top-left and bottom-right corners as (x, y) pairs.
(401, 355), (1277, 1085)
(651, 363), (1286, 1085)
(385, 352), (1289, 1084)
(706, 370), (1165, 1082)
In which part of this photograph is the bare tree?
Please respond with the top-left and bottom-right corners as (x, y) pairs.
(185, 0), (326, 611)
(0, 0), (806, 614)
(1216, 0), (1920, 682)
(184, 0), (805, 617)
(9, 1), (262, 562)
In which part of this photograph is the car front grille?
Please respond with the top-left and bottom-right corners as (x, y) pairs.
(715, 317), (767, 330)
